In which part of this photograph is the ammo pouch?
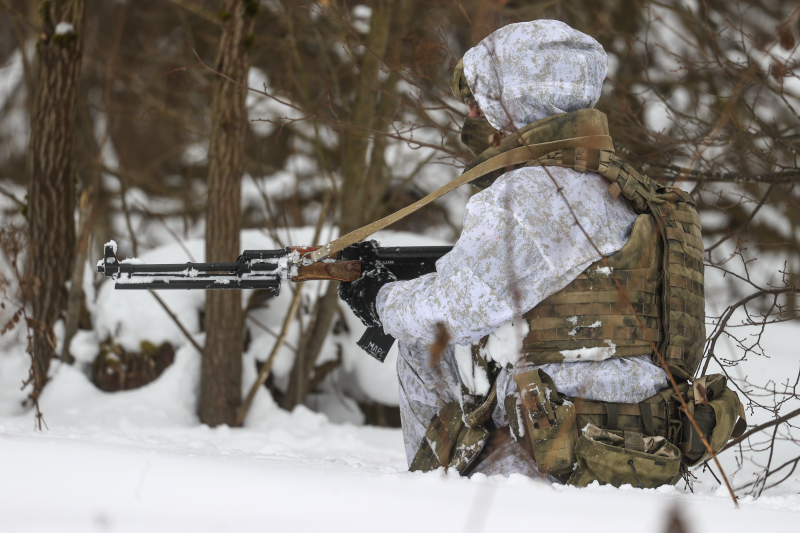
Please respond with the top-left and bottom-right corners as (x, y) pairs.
(506, 369), (579, 476)
(506, 370), (746, 488)
(408, 400), (492, 475)
(568, 425), (681, 488)
(678, 374), (747, 466)
(408, 345), (501, 475)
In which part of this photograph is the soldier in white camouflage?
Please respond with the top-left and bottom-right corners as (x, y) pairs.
(340, 20), (740, 485)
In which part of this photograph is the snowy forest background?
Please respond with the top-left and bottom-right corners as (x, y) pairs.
(0, 0), (799, 530)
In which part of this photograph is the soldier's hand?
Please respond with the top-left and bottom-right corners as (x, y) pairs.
(338, 260), (397, 328)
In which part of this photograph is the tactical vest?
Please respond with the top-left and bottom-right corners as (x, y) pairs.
(523, 213), (664, 364)
(461, 108), (705, 379)
(529, 143), (706, 379)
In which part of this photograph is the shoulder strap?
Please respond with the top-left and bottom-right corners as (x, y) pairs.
(309, 135), (614, 262)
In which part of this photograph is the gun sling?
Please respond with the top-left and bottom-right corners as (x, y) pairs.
(310, 135), (614, 262)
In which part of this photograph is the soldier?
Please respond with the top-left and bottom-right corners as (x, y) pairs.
(340, 20), (710, 482)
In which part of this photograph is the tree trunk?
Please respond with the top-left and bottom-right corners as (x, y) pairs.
(27, 0), (86, 397)
(280, 0), (394, 410)
(199, 0), (257, 427)
(281, 282), (339, 409)
(280, 0), (414, 411)
(338, 0), (394, 234)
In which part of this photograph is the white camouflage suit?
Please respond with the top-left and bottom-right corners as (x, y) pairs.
(375, 21), (670, 476)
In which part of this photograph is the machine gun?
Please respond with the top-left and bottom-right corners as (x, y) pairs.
(97, 241), (451, 362)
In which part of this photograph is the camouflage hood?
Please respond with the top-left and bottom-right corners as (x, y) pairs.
(462, 20), (608, 132)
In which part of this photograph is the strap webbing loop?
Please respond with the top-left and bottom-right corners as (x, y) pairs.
(606, 404), (619, 430)
(639, 403), (655, 436)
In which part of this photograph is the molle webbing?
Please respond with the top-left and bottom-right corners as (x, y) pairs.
(524, 144), (706, 378)
(523, 214), (664, 364)
(504, 372), (682, 480)
(574, 398), (673, 439)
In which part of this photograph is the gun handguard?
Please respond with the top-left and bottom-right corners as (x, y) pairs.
(97, 241), (452, 362)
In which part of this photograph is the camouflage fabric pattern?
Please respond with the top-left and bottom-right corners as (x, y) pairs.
(385, 20), (673, 478)
(679, 374), (746, 466)
(567, 424), (682, 488)
(462, 108), (612, 190)
(462, 20), (607, 132)
(522, 214), (663, 364)
(449, 59), (473, 104)
(397, 341), (540, 476)
(376, 116), (640, 347)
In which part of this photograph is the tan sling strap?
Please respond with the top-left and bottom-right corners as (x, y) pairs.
(308, 135), (614, 262)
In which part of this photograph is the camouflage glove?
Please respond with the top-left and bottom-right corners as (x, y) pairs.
(338, 241), (397, 328)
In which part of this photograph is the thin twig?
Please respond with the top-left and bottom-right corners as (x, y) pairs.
(148, 291), (202, 353)
(164, 0), (221, 25)
(756, 424), (780, 497)
(706, 184), (777, 253)
(761, 455), (800, 492)
(0, 185), (25, 208)
(723, 407), (800, 451)
(188, 45), (464, 158)
(734, 453), (800, 492)
(0, 0), (37, 31)
(246, 314), (297, 352)
(703, 287), (797, 376)
(237, 285), (304, 425)
(134, 200), (196, 262)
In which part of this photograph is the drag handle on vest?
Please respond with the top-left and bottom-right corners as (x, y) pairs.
(357, 326), (396, 363)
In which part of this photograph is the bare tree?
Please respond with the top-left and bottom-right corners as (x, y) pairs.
(26, 0), (86, 399)
(200, 0), (258, 426)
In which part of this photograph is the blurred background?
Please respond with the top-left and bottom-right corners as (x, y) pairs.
(0, 0), (799, 496)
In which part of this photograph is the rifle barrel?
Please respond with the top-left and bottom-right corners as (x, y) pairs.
(98, 260), (281, 276)
(115, 279), (282, 291)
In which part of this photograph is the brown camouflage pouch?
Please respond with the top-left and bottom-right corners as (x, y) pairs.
(508, 369), (579, 476)
(568, 424), (682, 488)
(678, 374), (747, 466)
(409, 343), (500, 475)
(409, 401), (490, 474)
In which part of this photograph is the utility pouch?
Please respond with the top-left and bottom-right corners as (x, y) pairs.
(679, 374), (747, 466)
(409, 401), (489, 474)
(512, 369), (579, 476)
(568, 424), (681, 489)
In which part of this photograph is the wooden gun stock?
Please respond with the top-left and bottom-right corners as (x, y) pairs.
(293, 261), (361, 282)
(287, 246), (361, 282)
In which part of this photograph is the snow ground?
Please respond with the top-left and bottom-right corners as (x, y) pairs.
(0, 347), (798, 533)
(1, 380), (798, 533)
(0, 231), (798, 531)
(2, 432), (798, 533)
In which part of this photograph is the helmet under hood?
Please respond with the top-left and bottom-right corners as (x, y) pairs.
(453, 20), (608, 133)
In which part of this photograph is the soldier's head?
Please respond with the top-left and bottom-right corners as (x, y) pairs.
(452, 20), (608, 156)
